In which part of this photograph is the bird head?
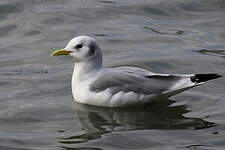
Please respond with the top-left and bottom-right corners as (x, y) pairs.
(51, 36), (102, 63)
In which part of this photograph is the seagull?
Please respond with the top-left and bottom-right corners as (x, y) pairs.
(51, 36), (222, 107)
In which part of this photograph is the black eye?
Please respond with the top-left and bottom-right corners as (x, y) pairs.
(75, 44), (83, 49)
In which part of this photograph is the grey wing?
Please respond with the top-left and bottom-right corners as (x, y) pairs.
(89, 71), (189, 95)
(111, 66), (155, 76)
(111, 66), (172, 77)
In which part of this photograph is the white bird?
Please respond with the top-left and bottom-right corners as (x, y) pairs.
(51, 36), (222, 107)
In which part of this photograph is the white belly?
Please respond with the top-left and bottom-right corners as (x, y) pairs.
(72, 81), (154, 107)
(71, 67), (156, 107)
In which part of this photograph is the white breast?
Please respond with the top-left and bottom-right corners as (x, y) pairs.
(72, 82), (153, 107)
(71, 65), (155, 107)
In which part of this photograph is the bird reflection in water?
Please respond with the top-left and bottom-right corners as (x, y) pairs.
(59, 99), (215, 148)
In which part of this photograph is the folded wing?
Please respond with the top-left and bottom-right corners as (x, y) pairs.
(90, 69), (192, 96)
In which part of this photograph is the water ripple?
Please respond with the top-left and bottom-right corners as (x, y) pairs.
(0, 0), (224, 149)
(195, 49), (225, 58)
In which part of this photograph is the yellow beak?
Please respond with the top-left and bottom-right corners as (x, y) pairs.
(51, 49), (72, 56)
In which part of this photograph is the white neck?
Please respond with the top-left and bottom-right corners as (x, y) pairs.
(72, 55), (103, 83)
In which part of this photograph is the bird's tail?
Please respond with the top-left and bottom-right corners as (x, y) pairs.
(191, 74), (222, 83)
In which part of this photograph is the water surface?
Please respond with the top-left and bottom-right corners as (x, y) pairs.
(0, 0), (225, 149)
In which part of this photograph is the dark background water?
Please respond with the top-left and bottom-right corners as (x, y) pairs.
(0, 0), (225, 149)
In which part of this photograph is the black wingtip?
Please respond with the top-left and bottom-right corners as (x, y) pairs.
(191, 74), (222, 83)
